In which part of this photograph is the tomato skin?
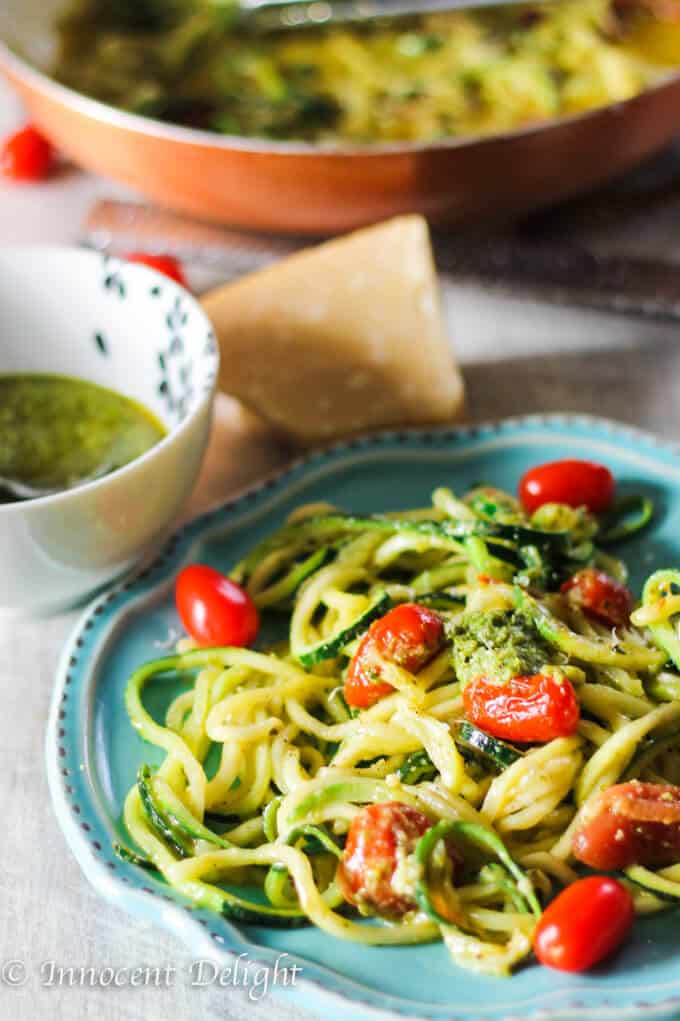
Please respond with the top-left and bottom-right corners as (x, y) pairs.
(124, 252), (188, 287)
(561, 569), (633, 628)
(1, 125), (53, 181)
(345, 631), (395, 709)
(463, 673), (580, 743)
(371, 603), (445, 672)
(533, 876), (634, 972)
(573, 781), (680, 870)
(519, 459), (614, 514)
(344, 604), (445, 709)
(338, 802), (433, 916)
(175, 565), (259, 648)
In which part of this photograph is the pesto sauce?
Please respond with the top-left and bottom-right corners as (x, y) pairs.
(0, 374), (166, 502)
(450, 609), (554, 686)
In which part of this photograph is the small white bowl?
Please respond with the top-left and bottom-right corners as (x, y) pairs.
(0, 246), (219, 613)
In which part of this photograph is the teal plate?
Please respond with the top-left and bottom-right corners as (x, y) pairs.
(47, 415), (680, 1021)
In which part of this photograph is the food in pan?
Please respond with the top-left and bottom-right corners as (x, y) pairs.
(53, 0), (680, 143)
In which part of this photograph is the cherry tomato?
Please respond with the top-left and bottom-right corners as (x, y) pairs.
(371, 603), (445, 671)
(1, 124), (53, 181)
(344, 604), (445, 709)
(124, 253), (188, 287)
(338, 802), (434, 916)
(519, 459), (615, 514)
(573, 781), (680, 870)
(533, 876), (634, 972)
(345, 631), (395, 709)
(175, 564), (259, 648)
(463, 673), (580, 743)
(561, 568), (633, 628)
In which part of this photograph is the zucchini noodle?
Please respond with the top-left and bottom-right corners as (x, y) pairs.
(117, 481), (680, 976)
(56, 1), (680, 144)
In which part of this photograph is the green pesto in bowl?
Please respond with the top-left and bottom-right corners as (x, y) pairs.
(0, 373), (166, 502)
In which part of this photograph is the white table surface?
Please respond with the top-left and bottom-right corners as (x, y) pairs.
(2, 75), (680, 1021)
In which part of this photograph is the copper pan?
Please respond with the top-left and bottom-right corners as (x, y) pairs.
(3, 0), (680, 235)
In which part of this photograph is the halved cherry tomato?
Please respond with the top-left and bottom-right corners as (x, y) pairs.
(175, 564), (259, 648)
(344, 604), (445, 709)
(124, 252), (188, 287)
(533, 876), (634, 972)
(338, 802), (435, 916)
(345, 631), (394, 709)
(519, 459), (614, 514)
(573, 781), (680, 870)
(1, 124), (53, 181)
(463, 673), (580, 743)
(561, 568), (633, 628)
(372, 603), (445, 672)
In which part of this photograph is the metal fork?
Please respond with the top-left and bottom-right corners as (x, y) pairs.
(231, 0), (556, 31)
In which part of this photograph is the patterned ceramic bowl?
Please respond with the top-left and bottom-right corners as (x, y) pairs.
(0, 247), (219, 613)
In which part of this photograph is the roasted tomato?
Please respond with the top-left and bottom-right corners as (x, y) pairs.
(573, 781), (680, 870)
(344, 603), (445, 709)
(533, 876), (634, 972)
(463, 673), (580, 743)
(562, 568), (633, 628)
(345, 631), (395, 709)
(338, 802), (436, 916)
(124, 252), (188, 287)
(519, 459), (614, 514)
(1, 124), (53, 181)
(175, 564), (259, 648)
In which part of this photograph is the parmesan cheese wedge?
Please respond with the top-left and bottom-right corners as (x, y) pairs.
(201, 215), (465, 446)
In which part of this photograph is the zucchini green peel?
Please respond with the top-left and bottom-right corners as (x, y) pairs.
(638, 570), (680, 673)
(624, 730), (680, 780)
(453, 722), (523, 772)
(253, 546), (335, 609)
(234, 513), (571, 583)
(414, 820), (541, 927)
(113, 842), (157, 871)
(397, 750), (438, 784)
(147, 771), (234, 850)
(598, 495), (654, 546)
(284, 824), (344, 859)
(263, 796), (283, 842)
(623, 865), (680, 902)
(294, 590), (392, 668)
(515, 588), (665, 671)
(137, 765), (192, 858)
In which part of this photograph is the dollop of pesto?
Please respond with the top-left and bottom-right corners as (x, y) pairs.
(450, 608), (553, 686)
(0, 374), (166, 501)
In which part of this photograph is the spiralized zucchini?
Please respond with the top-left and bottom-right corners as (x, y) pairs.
(117, 481), (680, 976)
(54, 0), (680, 143)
